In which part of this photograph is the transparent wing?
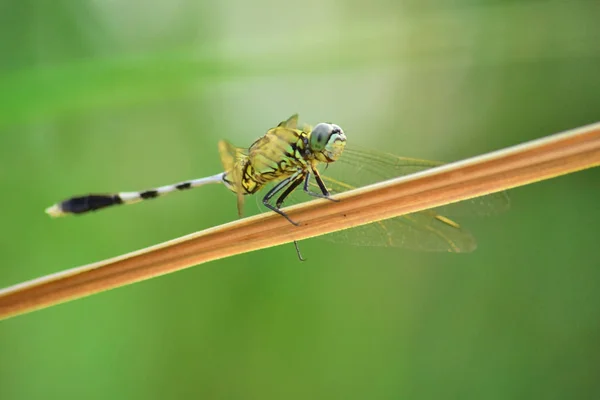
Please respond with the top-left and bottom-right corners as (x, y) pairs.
(335, 148), (510, 217)
(284, 147), (510, 252)
(316, 211), (477, 252)
(218, 140), (248, 217)
(279, 114), (298, 129)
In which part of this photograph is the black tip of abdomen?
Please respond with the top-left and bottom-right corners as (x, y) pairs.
(60, 194), (123, 214)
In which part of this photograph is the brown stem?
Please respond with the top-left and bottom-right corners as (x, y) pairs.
(1, 122), (599, 320)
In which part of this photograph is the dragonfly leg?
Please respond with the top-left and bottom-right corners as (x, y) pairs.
(262, 173), (301, 226)
(293, 240), (306, 262)
(275, 174), (304, 208)
(303, 169), (340, 202)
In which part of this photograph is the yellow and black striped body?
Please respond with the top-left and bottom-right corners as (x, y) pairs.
(218, 114), (346, 219)
(239, 124), (310, 194)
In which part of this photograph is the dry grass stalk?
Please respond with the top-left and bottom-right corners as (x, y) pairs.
(1, 122), (599, 320)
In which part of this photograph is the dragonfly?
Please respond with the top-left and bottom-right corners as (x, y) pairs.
(46, 114), (509, 258)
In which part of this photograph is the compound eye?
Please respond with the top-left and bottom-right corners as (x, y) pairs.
(310, 123), (333, 151)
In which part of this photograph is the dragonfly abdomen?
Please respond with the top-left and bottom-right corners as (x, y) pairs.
(46, 173), (225, 217)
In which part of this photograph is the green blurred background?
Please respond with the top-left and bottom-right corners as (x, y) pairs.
(1, 0), (599, 398)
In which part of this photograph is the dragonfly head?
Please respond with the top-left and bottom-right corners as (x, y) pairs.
(309, 123), (347, 163)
